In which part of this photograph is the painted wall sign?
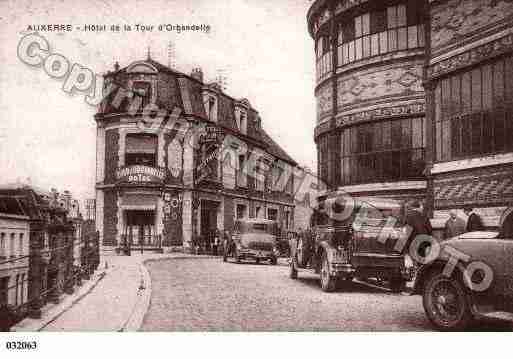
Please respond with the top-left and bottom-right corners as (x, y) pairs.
(116, 165), (167, 183)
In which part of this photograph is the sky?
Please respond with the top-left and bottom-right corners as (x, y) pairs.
(0, 0), (317, 205)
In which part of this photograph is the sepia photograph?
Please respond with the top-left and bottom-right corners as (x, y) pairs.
(0, 0), (512, 356)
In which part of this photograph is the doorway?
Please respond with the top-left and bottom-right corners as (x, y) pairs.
(124, 210), (156, 247)
(200, 200), (219, 252)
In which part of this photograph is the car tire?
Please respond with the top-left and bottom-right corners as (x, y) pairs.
(422, 272), (474, 331)
(255, 258), (260, 264)
(270, 256), (277, 265)
(290, 257), (298, 279)
(390, 278), (406, 293)
(320, 252), (336, 292)
(234, 248), (241, 263)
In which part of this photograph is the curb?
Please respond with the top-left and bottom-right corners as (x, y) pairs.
(119, 261), (152, 332)
(12, 270), (107, 332)
(119, 254), (219, 331)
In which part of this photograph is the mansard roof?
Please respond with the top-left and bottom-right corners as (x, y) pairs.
(101, 59), (297, 166)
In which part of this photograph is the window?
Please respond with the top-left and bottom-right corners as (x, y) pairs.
(267, 208), (278, 221)
(434, 55), (513, 161)
(20, 274), (25, 305)
(0, 233), (5, 258)
(125, 133), (158, 167)
(336, 2), (424, 67)
(317, 135), (330, 186)
(132, 81), (152, 109)
(0, 277), (8, 306)
(255, 206), (261, 218)
(18, 234), (23, 257)
(316, 34), (332, 81)
(199, 142), (219, 181)
(236, 204), (247, 219)
(10, 233), (15, 258)
(339, 117), (426, 185)
(237, 155), (247, 187)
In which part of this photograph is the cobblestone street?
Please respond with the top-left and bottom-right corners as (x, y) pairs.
(141, 257), (431, 331)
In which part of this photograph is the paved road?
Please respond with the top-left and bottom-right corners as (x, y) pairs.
(142, 257), (432, 331)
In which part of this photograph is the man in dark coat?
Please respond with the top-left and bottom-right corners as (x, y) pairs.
(464, 206), (484, 232)
(405, 200), (433, 258)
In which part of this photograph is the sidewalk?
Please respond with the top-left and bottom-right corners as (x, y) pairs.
(12, 252), (207, 332)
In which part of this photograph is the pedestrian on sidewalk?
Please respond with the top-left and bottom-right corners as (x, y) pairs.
(464, 206), (484, 232)
(444, 210), (466, 239)
(212, 229), (220, 256)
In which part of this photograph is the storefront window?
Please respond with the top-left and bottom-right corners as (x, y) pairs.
(339, 117), (426, 185)
(434, 55), (513, 161)
(125, 134), (157, 167)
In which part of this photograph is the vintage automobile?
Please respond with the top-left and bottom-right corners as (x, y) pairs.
(289, 194), (415, 292)
(223, 218), (279, 265)
(413, 230), (513, 331)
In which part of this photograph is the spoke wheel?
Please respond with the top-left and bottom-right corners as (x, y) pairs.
(320, 252), (336, 292)
(423, 273), (473, 331)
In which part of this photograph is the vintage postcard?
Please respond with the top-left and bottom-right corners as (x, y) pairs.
(0, 0), (512, 356)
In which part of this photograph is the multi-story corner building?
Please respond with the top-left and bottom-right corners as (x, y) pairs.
(0, 185), (79, 318)
(0, 198), (30, 310)
(425, 0), (513, 233)
(94, 57), (297, 252)
(308, 0), (428, 202)
(307, 0), (513, 236)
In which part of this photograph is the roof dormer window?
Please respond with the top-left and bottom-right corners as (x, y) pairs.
(132, 81), (152, 109)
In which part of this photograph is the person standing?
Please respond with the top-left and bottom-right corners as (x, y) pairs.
(464, 206), (484, 232)
(212, 229), (220, 256)
(444, 210), (466, 239)
(405, 200), (433, 257)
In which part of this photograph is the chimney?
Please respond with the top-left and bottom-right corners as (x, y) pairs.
(191, 67), (203, 83)
(114, 61), (120, 72)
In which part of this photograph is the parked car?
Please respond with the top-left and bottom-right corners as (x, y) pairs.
(413, 231), (513, 331)
(223, 218), (279, 265)
(289, 194), (415, 292)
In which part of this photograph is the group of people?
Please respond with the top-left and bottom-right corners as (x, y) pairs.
(192, 229), (223, 256)
(404, 200), (484, 247)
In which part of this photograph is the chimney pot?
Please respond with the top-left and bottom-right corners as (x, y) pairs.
(191, 67), (203, 83)
(114, 61), (120, 71)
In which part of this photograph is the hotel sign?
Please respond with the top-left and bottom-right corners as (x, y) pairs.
(116, 165), (167, 184)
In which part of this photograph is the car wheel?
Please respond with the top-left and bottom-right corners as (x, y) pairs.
(390, 278), (406, 293)
(290, 257), (298, 279)
(255, 258), (260, 264)
(234, 248), (241, 263)
(423, 272), (474, 331)
(320, 251), (336, 292)
(270, 256), (277, 265)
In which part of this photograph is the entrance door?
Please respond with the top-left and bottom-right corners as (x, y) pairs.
(125, 210), (156, 246)
(200, 201), (219, 251)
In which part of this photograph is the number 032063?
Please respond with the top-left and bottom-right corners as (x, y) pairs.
(5, 341), (37, 350)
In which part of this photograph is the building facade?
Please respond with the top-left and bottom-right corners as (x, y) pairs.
(425, 0), (513, 233)
(309, 0), (428, 202)
(0, 200), (30, 310)
(0, 185), (95, 321)
(308, 0), (513, 236)
(94, 58), (297, 252)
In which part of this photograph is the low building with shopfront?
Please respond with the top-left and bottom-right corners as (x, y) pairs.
(94, 57), (297, 253)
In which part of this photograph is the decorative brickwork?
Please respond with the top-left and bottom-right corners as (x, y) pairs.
(430, 0), (513, 54)
(433, 165), (513, 209)
(428, 32), (513, 79)
(336, 62), (424, 110)
(317, 82), (334, 123)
